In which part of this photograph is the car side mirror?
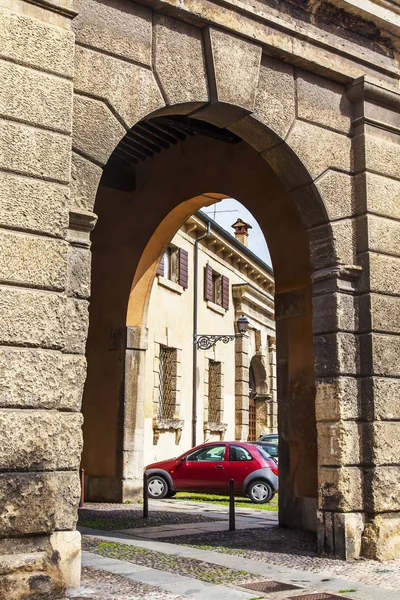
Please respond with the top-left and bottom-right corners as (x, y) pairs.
(180, 455), (186, 463)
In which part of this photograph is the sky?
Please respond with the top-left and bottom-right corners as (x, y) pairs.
(202, 198), (272, 267)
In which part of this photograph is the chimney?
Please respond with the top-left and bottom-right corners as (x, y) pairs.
(231, 218), (252, 247)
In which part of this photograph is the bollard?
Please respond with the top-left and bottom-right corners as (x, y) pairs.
(143, 472), (149, 518)
(229, 478), (235, 531)
(79, 469), (85, 508)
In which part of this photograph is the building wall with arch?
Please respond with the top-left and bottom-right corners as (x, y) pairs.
(0, 0), (400, 596)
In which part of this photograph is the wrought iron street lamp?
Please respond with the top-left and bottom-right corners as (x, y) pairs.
(194, 313), (249, 350)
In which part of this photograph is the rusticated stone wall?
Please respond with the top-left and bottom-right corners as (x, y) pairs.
(0, 0), (399, 597)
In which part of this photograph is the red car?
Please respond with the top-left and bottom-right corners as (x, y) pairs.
(145, 441), (278, 504)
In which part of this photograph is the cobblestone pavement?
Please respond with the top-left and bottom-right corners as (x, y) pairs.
(66, 566), (185, 600)
(77, 501), (400, 594)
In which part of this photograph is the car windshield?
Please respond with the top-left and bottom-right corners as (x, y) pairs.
(264, 444), (278, 457)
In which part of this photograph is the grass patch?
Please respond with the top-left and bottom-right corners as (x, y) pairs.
(338, 591), (357, 594)
(172, 492), (278, 511)
(83, 538), (258, 585)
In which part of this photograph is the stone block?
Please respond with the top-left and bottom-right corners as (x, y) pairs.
(0, 348), (85, 411)
(0, 120), (71, 184)
(358, 132), (400, 180)
(364, 172), (400, 220)
(315, 170), (354, 221)
(296, 70), (352, 134)
(67, 245), (91, 299)
(367, 422), (400, 465)
(73, 0), (152, 66)
(63, 298), (89, 354)
(253, 55), (295, 140)
(262, 142), (312, 191)
(362, 377), (400, 421)
(333, 512), (364, 559)
(0, 9), (74, 78)
(73, 94), (126, 165)
(71, 152), (102, 212)
(367, 293), (400, 334)
(286, 119), (351, 180)
(0, 231), (67, 291)
(288, 183), (327, 229)
(315, 377), (361, 422)
(0, 472), (80, 536)
(318, 466), (363, 511)
(360, 333), (400, 377)
(0, 172), (69, 237)
(0, 59), (72, 133)
(359, 214), (400, 256)
(153, 15), (208, 107)
(314, 332), (359, 377)
(0, 288), (64, 349)
(204, 28), (261, 111)
(362, 514), (400, 561)
(308, 219), (356, 269)
(228, 115), (281, 153)
(317, 421), (362, 466)
(0, 411), (82, 471)
(365, 467), (400, 512)
(50, 530), (81, 589)
(359, 252), (400, 296)
(74, 45), (164, 129)
(235, 365), (249, 383)
(313, 292), (357, 334)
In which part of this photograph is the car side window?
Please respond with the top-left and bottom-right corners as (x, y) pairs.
(186, 445), (226, 462)
(229, 445), (253, 462)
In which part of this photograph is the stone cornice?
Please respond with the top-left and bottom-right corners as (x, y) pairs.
(348, 75), (400, 110)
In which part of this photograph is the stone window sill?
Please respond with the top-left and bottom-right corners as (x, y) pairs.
(153, 418), (184, 445)
(204, 421), (227, 433)
(157, 276), (183, 295)
(206, 301), (225, 315)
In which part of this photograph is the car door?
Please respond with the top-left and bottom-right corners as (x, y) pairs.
(174, 444), (229, 492)
(226, 444), (256, 493)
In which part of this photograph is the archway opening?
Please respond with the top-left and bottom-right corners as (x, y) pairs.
(82, 112), (322, 533)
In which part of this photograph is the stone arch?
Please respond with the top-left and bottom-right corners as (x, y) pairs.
(75, 9), (359, 558)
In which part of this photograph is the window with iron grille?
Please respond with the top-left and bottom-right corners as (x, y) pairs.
(208, 361), (222, 422)
(158, 346), (177, 419)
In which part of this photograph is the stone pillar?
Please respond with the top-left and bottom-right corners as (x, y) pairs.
(312, 265), (365, 559)
(0, 0), (81, 596)
(235, 332), (250, 440)
(267, 335), (277, 431)
(121, 326), (148, 501)
(348, 77), (400, 560)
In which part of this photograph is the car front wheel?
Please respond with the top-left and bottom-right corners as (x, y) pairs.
(148, 474), (168, 499)
(248, 480), (274, 504)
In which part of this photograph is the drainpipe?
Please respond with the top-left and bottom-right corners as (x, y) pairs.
(192, 222), (211, 448)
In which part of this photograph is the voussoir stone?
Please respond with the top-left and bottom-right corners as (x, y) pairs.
(74, 45), (164, 128)
(0, 411), (83, 471)
(296, 69), (352, 134)
(73, 94), (126, 165)
(71, 152), (103, 212)
(253, 56), (295, 140)
(205, 28), (261, 110)
(286, 119), (352, 180)
(67, 245), (91, 299)
(315, 170), (354, 221)
(154, 15), (209, 107)
(0, 172), (69, 237)
(0, 472), (80, 536)
(73, 0), (152, 66)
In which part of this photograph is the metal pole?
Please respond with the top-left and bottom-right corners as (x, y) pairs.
(229, 479), (235, 531)
(79, 469), (85, 508)
(192, 222), (211, 448)
(143, 472), (149, 518)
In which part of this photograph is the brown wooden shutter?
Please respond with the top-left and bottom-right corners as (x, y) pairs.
(156, 253), (164, 277)
(204, 264), (213, 301)
(221, 275), (229, 310)
(178, 248), (188, 289)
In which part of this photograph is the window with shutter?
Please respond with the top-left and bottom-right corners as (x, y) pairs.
(204, 264), (213, 301)
(178, 248), (188, 289)
(221, 275), (229, 310)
